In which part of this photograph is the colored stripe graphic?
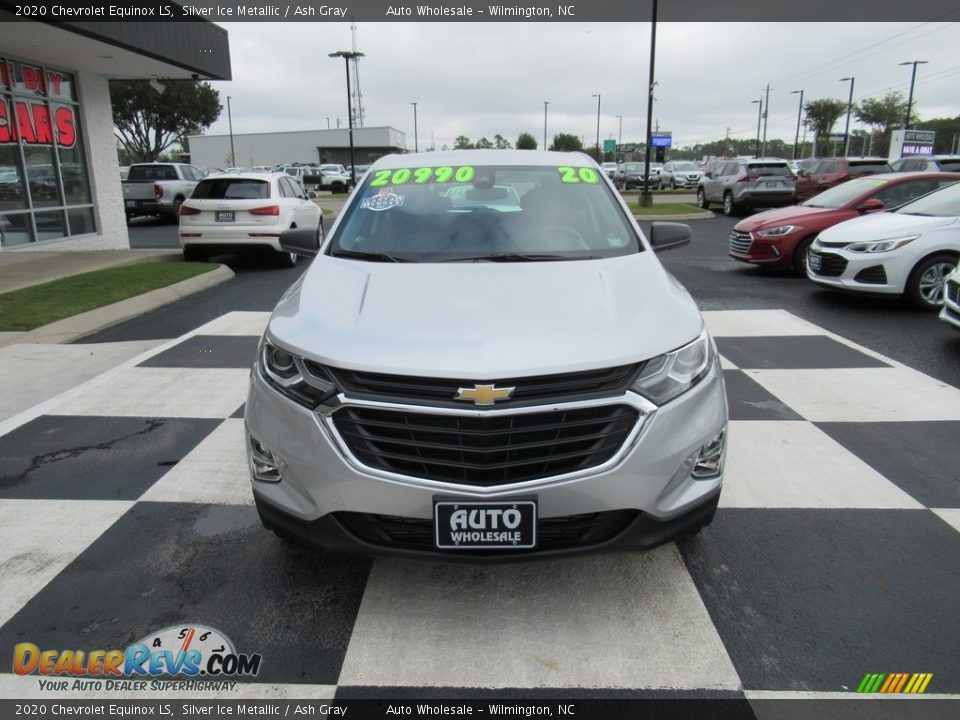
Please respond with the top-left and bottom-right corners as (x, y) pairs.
(856, 672), (932, 693)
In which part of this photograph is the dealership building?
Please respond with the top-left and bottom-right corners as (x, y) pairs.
(0, 16), (231, 251)
(187, 127), (407, 170)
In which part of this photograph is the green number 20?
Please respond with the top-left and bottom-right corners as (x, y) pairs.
(558, 166), (600, 184)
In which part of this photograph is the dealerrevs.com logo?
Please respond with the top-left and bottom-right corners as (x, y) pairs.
(13, 625), (261, 691)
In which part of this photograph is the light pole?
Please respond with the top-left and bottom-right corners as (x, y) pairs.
(640, 0), (658, 207)
(899, 60), (928, 129)
(325, 117), (330, 130)
(615, 114), (623, 161)
(226, 96), (235, 168)
(329, 50), (365, 187)
(839, 77), (855, 156)
(411, 102), (418, 153)
(751, 98), (762, 158)
(543, 101), (549, 150)
(790, 90), (804, 160)
(592, 93), (601, 162)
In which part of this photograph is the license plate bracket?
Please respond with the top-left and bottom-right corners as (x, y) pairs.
(809, 254), (822, 271)
(434, 499), (537, 550)
(216, 210), (235, 222)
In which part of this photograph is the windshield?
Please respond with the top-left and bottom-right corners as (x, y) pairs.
(624, 163), (643, 172)
(673, 162), (698, 171)
(895, 180), (960, 217)
(747, 164), (791, 177)
(802, 177), (888, 208)
(329, 164), (642, 262)
(192, 178), (271, 200)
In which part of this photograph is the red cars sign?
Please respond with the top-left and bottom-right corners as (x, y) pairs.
(0, 99), (76, 148)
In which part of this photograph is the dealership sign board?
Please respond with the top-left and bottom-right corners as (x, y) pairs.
(888, 129), (935, 161)
(0, 59), (77, 148)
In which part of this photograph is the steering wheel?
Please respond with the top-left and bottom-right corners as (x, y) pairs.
(529, 226), (590, 251)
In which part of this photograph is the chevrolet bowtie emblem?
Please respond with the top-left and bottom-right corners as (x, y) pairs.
(454, 383), (515, 406)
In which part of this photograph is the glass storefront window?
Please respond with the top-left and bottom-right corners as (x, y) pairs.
(0, 58), (93, 247)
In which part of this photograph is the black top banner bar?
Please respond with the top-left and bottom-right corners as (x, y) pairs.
(2, 0), (960, 22)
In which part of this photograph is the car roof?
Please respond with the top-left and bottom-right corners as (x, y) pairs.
(368, 150), (600, 169)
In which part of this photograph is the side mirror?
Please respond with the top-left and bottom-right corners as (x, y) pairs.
(858, 198), (884, 212)
(308, 190), (318, 199)
(704, 171), (713, 179)
(649, 221), (691, 252)
(279, 226), (320, 258)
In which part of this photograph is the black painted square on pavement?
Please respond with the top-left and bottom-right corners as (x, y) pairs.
(0, 416), (220, 501)
(679, 508), (960, 692)
(138, 335), (260, 369)
(715, 336), (889, 370)
(231, 403), (246, 419)
(815, 422), (960, 508)
(0, 502), (372, 685)
(723, 371), (803, 421)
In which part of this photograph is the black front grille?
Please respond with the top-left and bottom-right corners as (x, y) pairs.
(810, 251), (847, 277)
(332, 405), (639, 486)
(322, 364), (641, 407)
(854, 265), (888, 285)
(336, 510), (639, 553)
(947, 280), (960, 305)
(729, 230), (752, 254)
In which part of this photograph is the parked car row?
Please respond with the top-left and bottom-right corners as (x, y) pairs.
(726, 172), (960, 320)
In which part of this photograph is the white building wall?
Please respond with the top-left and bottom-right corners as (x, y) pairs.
(188, 127), (405, 170)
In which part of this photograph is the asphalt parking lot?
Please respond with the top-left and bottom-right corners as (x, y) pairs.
(1, 213), (958, 708)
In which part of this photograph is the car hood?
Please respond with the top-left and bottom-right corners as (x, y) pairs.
(818, 211), (958, 243)
(267, 254), (704, 378)
(735, 204), (852, 232)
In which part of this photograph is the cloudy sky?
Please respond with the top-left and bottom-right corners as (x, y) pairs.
(204, 21), (960, 151)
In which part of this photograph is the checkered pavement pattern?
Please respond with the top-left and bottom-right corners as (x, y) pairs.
(0, 309), (958, 701)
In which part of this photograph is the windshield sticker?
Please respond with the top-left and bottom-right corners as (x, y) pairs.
(369, 166), (476, 188)
(558, 166), (600, 184)
(360, 188), (405, 212)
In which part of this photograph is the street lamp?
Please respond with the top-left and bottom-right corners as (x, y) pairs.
(899, 60), (928, 129)
(328, 50), (365, 187)
(411, 102), (418, 153)
(592, 93), (601, 162)
(543, 101), (549, 150)
(615, 114), (623, 161)
(839, 77), (855, 156)
(790, 90), (804, 160)
(226, 96), (236, 168)
(641, 0), (658, 207)
(751, 98), (762, 158)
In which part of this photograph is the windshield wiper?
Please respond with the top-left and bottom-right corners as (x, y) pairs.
(441, 253), (582, 262)
(330, 249), (412, 263)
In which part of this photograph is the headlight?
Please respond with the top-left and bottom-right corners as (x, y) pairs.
(756, 225), (798, 238)
(258, 339), (338, 408)
(846, 235), (918, 253)
(631, 330), (715, 405)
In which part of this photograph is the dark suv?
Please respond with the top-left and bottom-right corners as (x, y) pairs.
(696, 158), (795, 216)
(794, 157), (891, 202)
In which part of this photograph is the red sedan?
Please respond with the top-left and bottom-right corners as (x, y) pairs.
(729, 172), (960, 271)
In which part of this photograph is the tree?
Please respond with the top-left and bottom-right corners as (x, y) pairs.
(493, 134), (512, 150)
(549, 133), (583, 152)
(475, 137), (493, 149)
(453, 135), (474, 149)
(915, 115), (960, 154)
(110, 80), (221, 162)
(803, 98), (846, 155)
(516, 132), (537, 150)
(856, 92), (909, 156)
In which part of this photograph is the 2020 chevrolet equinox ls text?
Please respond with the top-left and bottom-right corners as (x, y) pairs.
(245, 151), (728, 560)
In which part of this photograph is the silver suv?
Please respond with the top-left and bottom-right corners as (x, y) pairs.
(246, 151), (727, 560)
(697, 158), (796, 216)
(658, 161), (704, 189)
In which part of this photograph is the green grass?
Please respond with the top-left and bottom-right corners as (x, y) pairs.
(0, 262), (216, 332)
(629, 202), (707, 215)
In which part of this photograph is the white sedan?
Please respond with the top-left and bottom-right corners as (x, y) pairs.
(806, 180), (960, 309)
(179, 172), (322, 267)
(940, 261), (960, 329)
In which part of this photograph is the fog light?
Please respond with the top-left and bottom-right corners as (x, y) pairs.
(249, 436), (282, 483)
(692, 430), (725, 479)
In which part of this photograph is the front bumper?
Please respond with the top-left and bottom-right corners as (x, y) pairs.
(940, 278), (960, 329)
(244, 358), (728, 559)
(179, 224), (284, 252)
(806, 248), (908, 296)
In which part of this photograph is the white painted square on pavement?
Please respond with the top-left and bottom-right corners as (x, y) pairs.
(932, 509), (960, 534)
(140, 419), (253, 506)
(701, 310), (823, 338)
(47, 367), (250, 419)
(338, 545), (741, 690)
(192, 311), (271, 337)
(720, 421), (924, 509)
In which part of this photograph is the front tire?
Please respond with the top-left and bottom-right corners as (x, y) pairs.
(722, 192), (737, 217)
(696, 188), (710, 209)
(906, 253), (957, 309)
(792, 236), (815, 274)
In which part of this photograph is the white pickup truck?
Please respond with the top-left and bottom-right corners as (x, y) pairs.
(122, 163), (205, 221)
(296, 164), (354, 193)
